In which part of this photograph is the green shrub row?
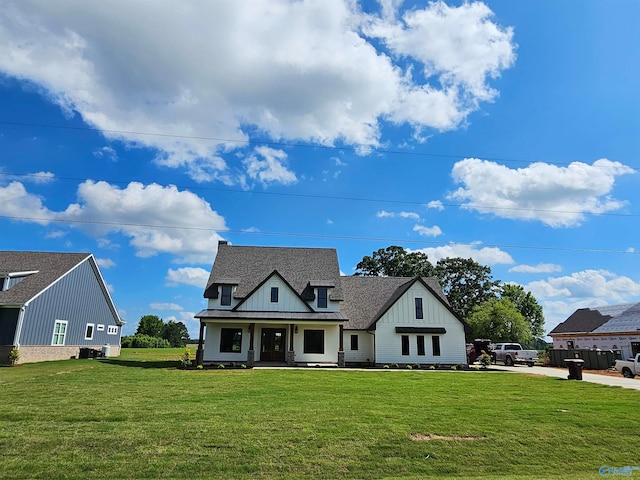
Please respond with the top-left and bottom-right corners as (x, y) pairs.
(121, 334), (171, 348)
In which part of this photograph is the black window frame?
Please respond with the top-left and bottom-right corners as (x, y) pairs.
(432, 336), (441, 356)
(415, 297), (423, 319)
(317, 288), (328, 309)
(417, 335), (425, 356)
(220, 328), (243, 353)
(220, 285), (232, 306)
(350, 334), (359, 351)
(401, 335), (410, 356)
(270, 286), (279, 303)
(303, 329), (325, 354)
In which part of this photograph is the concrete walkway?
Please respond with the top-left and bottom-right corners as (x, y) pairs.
(491, 364), (640, 391)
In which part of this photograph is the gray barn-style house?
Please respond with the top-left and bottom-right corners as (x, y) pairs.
(0, 251), (124, 364)
(195, 242), (468, 367)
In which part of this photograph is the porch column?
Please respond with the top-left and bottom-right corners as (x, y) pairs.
(247, 323), (255, 367)
(287, 323), (295, 365)
(196, 321), (205, 366)
(338, 324), (345, 367)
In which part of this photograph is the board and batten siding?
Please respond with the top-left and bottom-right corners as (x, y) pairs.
(343, 330), (375, 364)
(236, 276), (309, 312)
(17, 259), (121, 347)
(374, 282), (466, 365)
(203, 322), (251, 362)
(294, 324), (340, 363)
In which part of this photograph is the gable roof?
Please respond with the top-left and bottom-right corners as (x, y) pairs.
(204, 244), (344, 301)
(0, 251), (92, 305)
(549, 302), (640, 335)
(340, 275), (465, 331)
(231, 270), (314, 312)
(0, 251), (124, 325)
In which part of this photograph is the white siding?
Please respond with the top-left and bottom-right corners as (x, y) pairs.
(315, 287), (340, 312)
(294, 324), (340, 363)
(207, 285), (240, 310)
(375, 282), (466, 365)
(203, 323), (250, 362)
(343, 330), (375, 364)
(237, 276), (309, 312)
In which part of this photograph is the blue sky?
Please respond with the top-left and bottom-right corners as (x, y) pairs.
(1, 0), (638, 338)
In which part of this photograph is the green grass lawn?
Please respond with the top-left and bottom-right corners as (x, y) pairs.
(0, 348), (637, 479)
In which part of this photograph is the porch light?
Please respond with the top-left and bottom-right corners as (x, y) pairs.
(294, 325), (298, 334)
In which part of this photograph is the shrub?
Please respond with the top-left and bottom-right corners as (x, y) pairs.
(121, 334), (171, 349)
(406, 364), (413, 369)
(451, 365), (458, 371)
(8, 347), (20, 366)
(241, 364), (247, 369)
(413, 364), (421, 370)
(383, 365), (390, 369)
(217, 363), (225, 369)
(391, 363), (399, 369)
(429, 365), (436, 370)
(179, 349), (192, 369)
(196, 364), (204, 370)
(479, 353), (491, 369)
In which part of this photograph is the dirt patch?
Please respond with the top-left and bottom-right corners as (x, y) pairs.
(410, 434), (487, 441)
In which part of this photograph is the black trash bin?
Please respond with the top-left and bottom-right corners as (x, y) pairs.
(564, 358), (584, 380)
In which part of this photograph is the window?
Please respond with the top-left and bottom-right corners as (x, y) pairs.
(432, 336), (441, 356)
(220, 328), (242, 352)
(317, 288), (328, 309)
(350, 334), (359, 351)
(415, 298), (423, 319)
(567, 340), (574, 350)
(52, 320), (68, 345)
(304, 330), (324, 354)
(0, 277), (5, 291)
(85, 323), (95, 340)
(107, 325), (119, 335)
(97, 324), (105, 331)
(271, 287), (279, 303)
(220, 285), (232, 306)
(417, 335), (425, 356)
(401, 335), (409, 356)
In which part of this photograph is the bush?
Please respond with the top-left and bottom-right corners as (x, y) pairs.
(121, 334), (171, 348)
(8, 347), (20, 365)
(179, 349), (192, 369)
(429, 365), (436, 370)
(479, 353), (492, 369)
(406, 364), (413, 369)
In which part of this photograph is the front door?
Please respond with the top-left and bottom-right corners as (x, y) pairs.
(260, 328), (286, 362)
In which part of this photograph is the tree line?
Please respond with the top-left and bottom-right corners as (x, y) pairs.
(121, 315), (191, 348)
(355, 246), (545, 347)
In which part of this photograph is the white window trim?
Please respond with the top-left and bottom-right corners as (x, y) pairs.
(107, 325), (119, 335)
(85, 323), (95, 340)
(52, 320), (68, 346)
(97, 324), (105, 331)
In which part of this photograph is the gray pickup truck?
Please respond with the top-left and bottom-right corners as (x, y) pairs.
(492, 343), (538, 367)
(614, 353), (640, 378)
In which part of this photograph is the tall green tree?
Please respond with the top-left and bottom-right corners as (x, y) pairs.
(136, 315), (164, 338)
(162, 320), (190, 348)
(500, 284), (545, 340)
(434, 257), (501, 320)
(467, 298), (532, 344)
(354, 245), (434, 277)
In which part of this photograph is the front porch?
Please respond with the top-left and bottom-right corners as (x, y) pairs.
(194, 318), (346, 368)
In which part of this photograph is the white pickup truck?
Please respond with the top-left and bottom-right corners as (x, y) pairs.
(492, 343), (538, 367)
(614, 353), (640, 378)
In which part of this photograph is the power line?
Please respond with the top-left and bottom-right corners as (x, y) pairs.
(1, 119), (637, 171)
(5, 171), (640, 219)
(1, 214), (637, 256)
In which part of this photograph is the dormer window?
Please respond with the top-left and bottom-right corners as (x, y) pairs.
(0, 270), (38, 291)
(0, 277), (5, 291)
(317, 288), (328, 309)
(220, 285), (233, 306)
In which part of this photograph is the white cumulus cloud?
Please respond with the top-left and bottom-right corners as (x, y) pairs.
(166, 267), (211, 288)
(412, 224), (442, 237)
(449, 158), (634, 227)
(411, 242), (514, 265)
(150, 302), (184, 311)
(242, 146), (297, 186)
(0, 1), (516, 182)
(95, 258), (115, 269)
(509, 263), (562, 274)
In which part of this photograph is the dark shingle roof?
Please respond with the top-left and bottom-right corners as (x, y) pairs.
(340, 276), (452, 330)
(0, 251), (91, 305)
(551, 302), (640, 335)
(204, 244), (344, 300)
